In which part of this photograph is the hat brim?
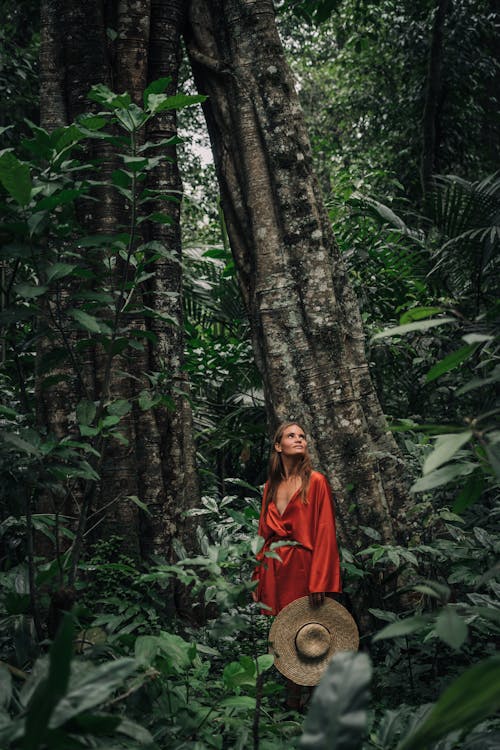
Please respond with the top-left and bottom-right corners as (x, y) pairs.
(269, 596), (359, 686)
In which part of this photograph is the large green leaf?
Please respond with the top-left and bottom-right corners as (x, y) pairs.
(423, 431), (473, 475)
(23, 615), (74, 749)
(300, 651), (372, 750)
(425, 344), (477, 383)
(50, 658), (137, 727)
(146, 93), (207, 115)
(69, 308), (102, 333)
(0, 666), (12, 709)
(0, 150), (32, 205)
(143, 77), (173, 107)
(434, 606), (468, 650)
(76, 399), (96, 427)
(219, 696), (256, 710)
(398, 656), (500, 750)
(373, 615), (431, 642)
(411, 462), (476, 492)
(371, 317), (455, 341)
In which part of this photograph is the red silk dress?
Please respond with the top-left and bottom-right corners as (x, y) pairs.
(254, 471), (342, 615)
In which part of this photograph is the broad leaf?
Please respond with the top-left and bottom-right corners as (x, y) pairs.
(300, 651), (372, 750)
(425, 345), (477, 383)
(24, 615), (74, 749)
(69, 308), (102, 333)
(76, 400), (97, 427)
(434, 607), (468, 650)
(411, 462), (475, 492)
(0, 150), (31, 205)
(373, 616), (431, 642)
(372, 317), (455, 340)
(423, 431), (473, 475)
(14, 282), (48, 298)
(398, 656), (500, 750)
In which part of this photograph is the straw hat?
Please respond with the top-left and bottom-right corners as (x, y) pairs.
(269, 596), (359, 686)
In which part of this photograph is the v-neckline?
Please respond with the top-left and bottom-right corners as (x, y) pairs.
(274, 486), (300, 518)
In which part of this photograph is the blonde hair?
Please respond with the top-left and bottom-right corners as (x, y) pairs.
(265, 422), (312, 508)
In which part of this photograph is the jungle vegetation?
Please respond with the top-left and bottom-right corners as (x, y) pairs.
(0, 0), (499, 748)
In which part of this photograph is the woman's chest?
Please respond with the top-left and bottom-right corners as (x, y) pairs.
(275, 477), (302, 516)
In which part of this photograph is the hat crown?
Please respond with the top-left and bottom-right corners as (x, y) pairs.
(295, 622), (331, 660)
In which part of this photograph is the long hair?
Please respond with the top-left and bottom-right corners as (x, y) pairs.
(265, 422), (312, 508)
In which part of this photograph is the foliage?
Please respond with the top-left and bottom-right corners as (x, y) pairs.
(0, 80), (206, 595)
(1, 8), (499, 749)
(0, 0), (39, 146)
(281, 0), (500, 199)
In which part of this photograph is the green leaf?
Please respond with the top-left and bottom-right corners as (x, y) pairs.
(434, 607), (468, 650)
(372, 317), (455, 341)
(14, 283), (48, 299)
(156, 632), (196, 673)
(399, 306), (443, 324)
(411, 462), (476, 492)
(76, 400), (96, 427)
(453, 474), (485, 513)
(484, 442), (500, 479)
(72, 712), (121, 733)
(46, 263), (77, 283)
(300, 651), (372, 750)
(37, 189), (83, 212)
(373, 615), (430, 642)
(0, 404), (19, 419)
(0, 150), (31, 205)
(143, 77), (173, 107)
(2, 432), (42, 457)
(251, 535), (265, 555)
(398, 656), (500, 750)
(0, 666), (12, 709)
(101, 415), (120, 428)
(423, 431), (473, 474)
(126, 495), (151, 516)
(24, 614), (74, 749)
(425, 345), (477, 383)
(135, 635), (159, 667)
(219, 696), (256, 710)
(50, 658), (137, 727)
(69, 308), (101, 333)
(87, 84), (131, 109)
(116, 716), (153, 744)
(107, 399), (131, 417)
(146, 93), (207, 115)
(256, 654), (274, 673)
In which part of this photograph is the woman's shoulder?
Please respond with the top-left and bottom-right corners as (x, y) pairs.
(309, 470), (329, 485)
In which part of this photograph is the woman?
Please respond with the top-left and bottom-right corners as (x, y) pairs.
(253, 421), (342, 615)
(252, 421), (342, 710)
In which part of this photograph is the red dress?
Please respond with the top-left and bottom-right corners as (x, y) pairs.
(254, 471), (342, 615)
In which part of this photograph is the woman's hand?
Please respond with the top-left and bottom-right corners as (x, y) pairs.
(251, 590), (259, 602)
(309, 592), (325, 607)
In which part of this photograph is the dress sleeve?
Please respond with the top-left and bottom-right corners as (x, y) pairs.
(308, 475), (342, 594)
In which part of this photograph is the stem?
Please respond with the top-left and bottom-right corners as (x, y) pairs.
(26, 487), (44, 641)
(54, 508), (64, 586)
(405, 635), (415, 699)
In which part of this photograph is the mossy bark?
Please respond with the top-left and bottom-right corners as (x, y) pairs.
(38, 0), (198, 563)
(185, 0), (410, 551)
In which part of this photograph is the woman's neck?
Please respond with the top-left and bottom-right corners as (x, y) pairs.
(281, 455), (301, 478)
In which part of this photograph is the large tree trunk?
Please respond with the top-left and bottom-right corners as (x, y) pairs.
(420, 0), (450, 196)
(38, 0), (198, 565)
(185, 0), (409, 551)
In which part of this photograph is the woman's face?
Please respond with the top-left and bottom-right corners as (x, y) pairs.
(275, 424), (307, 457)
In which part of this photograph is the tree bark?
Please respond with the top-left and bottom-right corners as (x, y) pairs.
(38, 0), (199, 563)
(420, 0), (450, 196)
(185, 0), (409, 550)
